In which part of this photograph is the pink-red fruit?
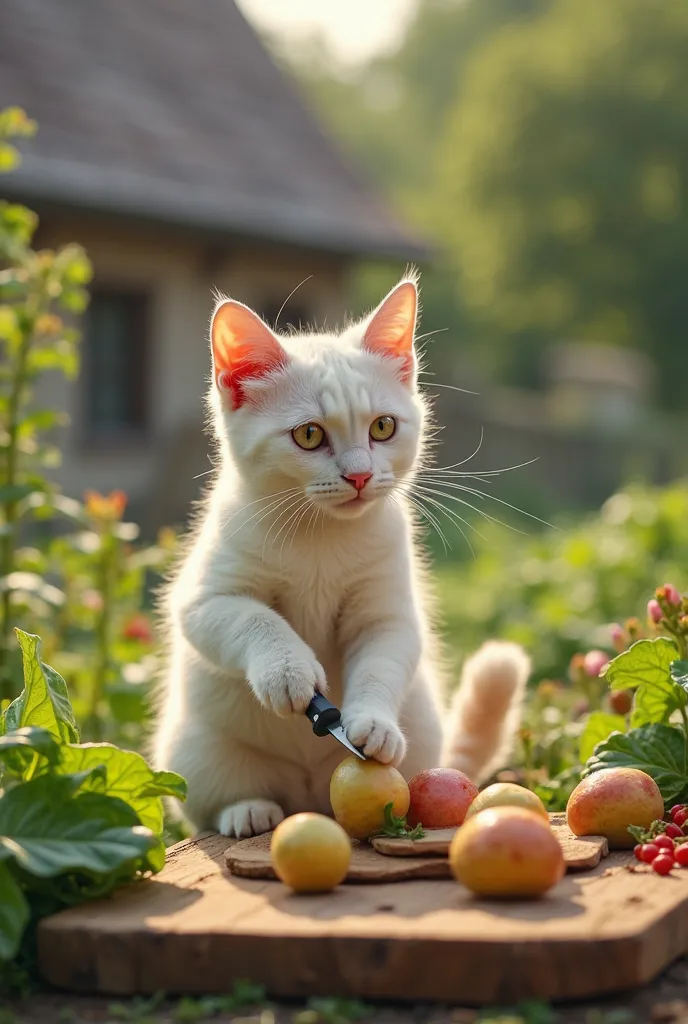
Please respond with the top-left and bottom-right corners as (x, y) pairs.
(675, 846), (688, 867)
(609, 690), (633, 715)
(407, 768), (478, 829)
(652, 854), (674, 875)
(566, 768), (664, 849)
(639, 843), (660, 863)
(654, 835), (675, 853)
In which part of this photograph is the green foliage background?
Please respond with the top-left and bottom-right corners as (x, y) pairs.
(286, 0), (688, 401)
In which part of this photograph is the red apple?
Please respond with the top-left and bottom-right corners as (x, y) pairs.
(407, 768), (479, 828)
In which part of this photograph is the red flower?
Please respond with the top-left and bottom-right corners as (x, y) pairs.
(122, 614), (153, 644)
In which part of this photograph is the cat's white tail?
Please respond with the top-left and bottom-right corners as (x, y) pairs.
(442, 641), (531, 784)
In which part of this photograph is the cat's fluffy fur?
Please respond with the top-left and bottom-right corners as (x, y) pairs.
(153, 276), (529, 837)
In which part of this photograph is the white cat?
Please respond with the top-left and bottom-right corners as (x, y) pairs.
(153, 275), (530, 838)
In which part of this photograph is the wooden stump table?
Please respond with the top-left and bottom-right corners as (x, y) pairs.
(37, 823), (688, 1005)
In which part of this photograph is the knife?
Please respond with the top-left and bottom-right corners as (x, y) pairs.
(305, 694), (366, 760)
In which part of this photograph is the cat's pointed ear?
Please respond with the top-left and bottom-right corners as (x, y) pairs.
(362, 279), (418, 384)
(211, 300), (289, 410)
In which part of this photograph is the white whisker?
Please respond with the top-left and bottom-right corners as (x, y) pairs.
(274, 275), (313, 331)
(222, 487), (299, 530)
(398, 492), (450, 553)
(417, 380), (479, 396)
(427, 478), (555, 529)
(408, 489), (478, 557)
(414, 483), (527, 536)
(419, 457), (539, 478)
(261, 494), (307, 557)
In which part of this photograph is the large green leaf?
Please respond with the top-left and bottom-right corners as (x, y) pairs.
(3, 630), (78, 743)
(601, 638), (684, 727)
(578, 711), (626, 764)
(142, 770), (188, 803)
(584, 723), (688, 803)
(0, 726), (60, 780)
(0, 775), (155, 878)
(59, 744), (186, 835)
(0, 861), (29, 961)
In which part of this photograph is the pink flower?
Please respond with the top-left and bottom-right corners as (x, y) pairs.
(664, 583), (682, 607)
(583, 650), (610, 677)
(648, 599), (663, 624)
(82, 588), (103, 613)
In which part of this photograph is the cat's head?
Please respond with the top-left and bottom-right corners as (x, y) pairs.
(208, 276), (427, 520)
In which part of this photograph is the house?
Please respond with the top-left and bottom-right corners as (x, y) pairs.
(0, 0), (425, 531)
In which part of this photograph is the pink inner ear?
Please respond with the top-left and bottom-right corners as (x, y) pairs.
(211, 301), (288, 409)
(362, 281), (417, 383)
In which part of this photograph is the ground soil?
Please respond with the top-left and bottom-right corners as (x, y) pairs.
(4, 957), (688, 1024)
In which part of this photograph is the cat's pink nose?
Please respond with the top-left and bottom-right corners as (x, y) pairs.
(343, 471), (372, 491)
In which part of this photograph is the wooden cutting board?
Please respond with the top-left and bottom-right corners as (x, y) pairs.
(227, 814), (608, 882)
(37, 831), (688, 1005)
(371, 813), (608, 872)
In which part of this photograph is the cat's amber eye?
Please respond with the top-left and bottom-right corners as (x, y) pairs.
(292, 422), (325, 450)
(369, 415), (396, 442)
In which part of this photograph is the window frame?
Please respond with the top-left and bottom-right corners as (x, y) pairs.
(79, 285), (152, 449)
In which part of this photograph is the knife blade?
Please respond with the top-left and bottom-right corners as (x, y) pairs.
(305, 693), (366, 760)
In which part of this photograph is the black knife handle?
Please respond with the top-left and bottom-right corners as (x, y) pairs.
(306, 694), (341, 737)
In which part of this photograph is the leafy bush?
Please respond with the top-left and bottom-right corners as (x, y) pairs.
(436, 479), (688, 682)
(0, 628), (185, 972)
(0, 108), (176, 748)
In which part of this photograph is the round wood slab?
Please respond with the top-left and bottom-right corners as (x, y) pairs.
(371, 813), (609, 872)
(225, 831), (451, 882)
(225, 814), (608, 883)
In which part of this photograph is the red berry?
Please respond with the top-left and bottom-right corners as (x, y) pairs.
(670, 805), (686, 817)
(673, 809), (688, 828)
(640, 843), (660, 863)
(634, 844), (644, 862)
(655, 835), (676, 852)
(665, 823), (684, 840)
(652, 854), (674, 875)
(674, 846), (688, 867)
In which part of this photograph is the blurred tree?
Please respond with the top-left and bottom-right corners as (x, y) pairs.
(440, 0), (688, 404)
(285, 0), (547, 370)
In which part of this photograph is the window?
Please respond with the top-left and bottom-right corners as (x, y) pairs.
(83, 288), (150, 440)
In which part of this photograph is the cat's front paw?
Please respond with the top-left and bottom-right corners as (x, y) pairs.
(341, 711), (406, 765)
(249, 644), (326, 717)
(217, 799), (284, 838)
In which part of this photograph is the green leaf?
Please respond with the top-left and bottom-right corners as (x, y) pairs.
(671, 661), (688, 691)
(579, 711), (627, 764)
(601, 638), (684, 727)
(0, 775), (155, 878)
(58, 744), (186, 836)
(375, 802), (425, 840)
(0, 861), (29, 961)
(142, 770), (188, 803)
(584, 723), (688, 803)
(0, 726), (60, 779)
(2, 630), (78, 743)
(0, 483), (37, 504)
